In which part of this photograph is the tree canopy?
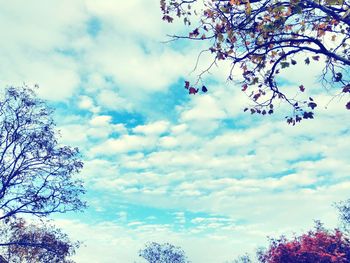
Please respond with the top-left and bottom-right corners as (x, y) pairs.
(0, 86), (85, 221)
(337, 199), (350, 228)
(257, 223), (350, 262)
(139, 242), (190, 263)
(161, 0), (350, 124)
(0, 218), (77, 263)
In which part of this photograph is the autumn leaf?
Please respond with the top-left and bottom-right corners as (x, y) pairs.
(162, 15), (173, 23)
(346, 101), (350, 110)
(246, 0), (252, 15)
(326, 0), (344, 5)
(303, 111), (314, 119)
(280, 62), (290, 69)
(335, 72), (343, 82)
(230, 0), (240, 6)
(161, 0), (350, 121)
(189, 87), (198, 94)
(342, 85), (350, 93)
(308, 102), (317, 109)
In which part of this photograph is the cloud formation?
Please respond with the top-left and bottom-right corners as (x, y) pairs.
(1, 1), (349, 263)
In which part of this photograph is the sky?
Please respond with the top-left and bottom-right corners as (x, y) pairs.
(0, 1), (350, 262)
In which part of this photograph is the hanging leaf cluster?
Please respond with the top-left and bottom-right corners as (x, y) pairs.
(161, 0), (350, 123)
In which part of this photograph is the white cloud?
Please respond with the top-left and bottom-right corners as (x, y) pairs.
(78, 95), (94, 110)
(89, 115), (112, 126)
(89, 135), (157, 156)
(2, 1), (350, 262)
(133, 121), (170, 135)
(0, 0), (87, 100)
(59, 124), (88, 146)
(97, 89), (133, 111)
(159, 136), (178, 148)
(181, 95), (226, 121)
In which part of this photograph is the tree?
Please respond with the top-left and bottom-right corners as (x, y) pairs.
(0, 218), (78, 263)
(0, 86), (85, 222)
(336, 199), (350, 227)
(161, 0), (350, 124)
(139, 242), (190, 263)
(257, 223), (350, 263)
(229, 253), (253, 263)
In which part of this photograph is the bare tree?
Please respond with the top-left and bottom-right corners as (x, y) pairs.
(0, 86), (85, 221)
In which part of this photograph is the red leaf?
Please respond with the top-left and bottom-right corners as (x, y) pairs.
(242, 84), (248, 91)
(189, 87), (198, 95)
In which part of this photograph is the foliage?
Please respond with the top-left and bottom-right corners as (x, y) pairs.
(257, 223), (350, 263)
(161, 0), (350, 123)
(336, 199), (350, 227)
(0, 218), (77, 263)
(139, 242), (190, 263)
(0, 86), (85, 222)
(229, 253), (253, 263)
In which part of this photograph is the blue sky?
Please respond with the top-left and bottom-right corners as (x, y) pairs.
(0, 1), (350, 262)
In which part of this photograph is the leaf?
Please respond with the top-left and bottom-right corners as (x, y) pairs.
(242, 84), (248, 91)
(305, 58), (310, 64)
(312, 56), (320, 61)
(326, 0), (344, 5)
(308, 102), (317, 110)
(342, 85), (350, 93)
(335, 72), (343, 82)
(280, 62), (290, 69)
(346, 101), (350, 110)
(184, 81), (190, 89)
(189, 28), (200, 37)
(299, 85), (305, 92)
(252, 77), (259, 85)
(201, 85), (208, 92)
(291, 59), (297, 65)
(253, 93), (261, 101)
(230, 0), (240, 5)
(162, 15), (174, 23)
(217, 33), (224, 42)
(189, 87), (198, 94)
(303, 111), (314, 119)
(246, 0), (252, 15)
